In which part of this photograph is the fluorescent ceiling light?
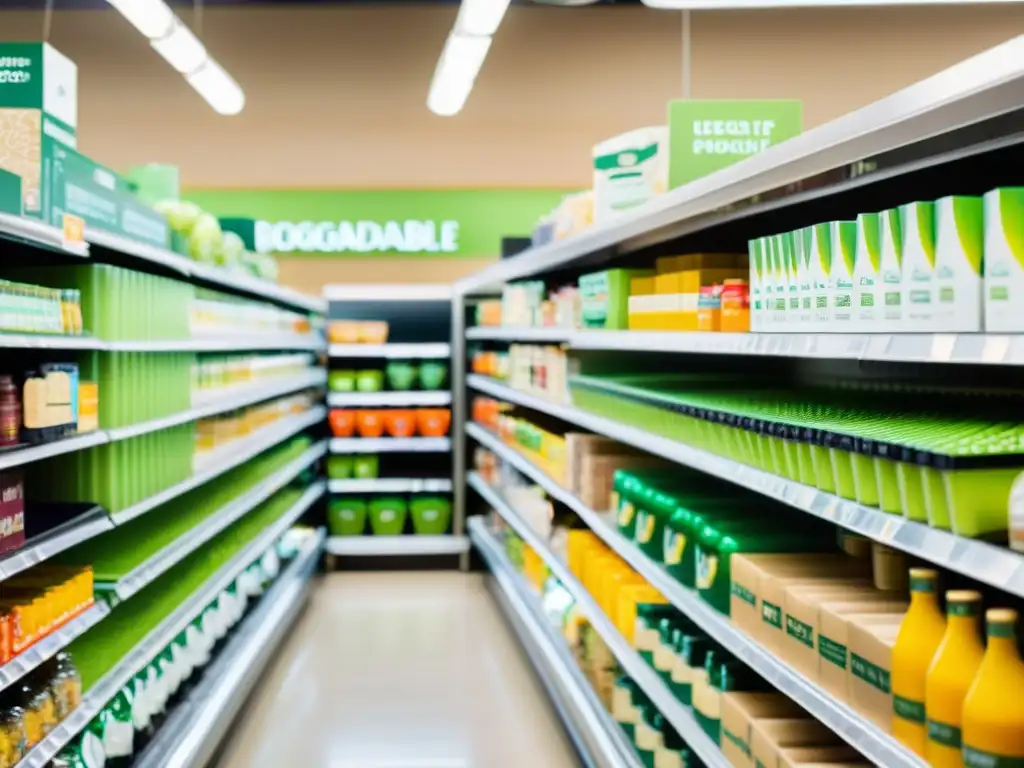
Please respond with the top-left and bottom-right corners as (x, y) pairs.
(105, 0), (175, 39)
(151, 18), (207, 74)
(454, 0), (512, 36)
(187, 58), (246, 116)
(427, 34), (492, 117)
(641, 0), (1023, 7)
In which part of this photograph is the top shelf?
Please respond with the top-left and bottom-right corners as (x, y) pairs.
(455, 34), (1024, 294)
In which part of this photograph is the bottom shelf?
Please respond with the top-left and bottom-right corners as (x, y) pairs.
(326, 534), (469, 556)
(134, 528), (324, 768)
(470, 518), (640, 768)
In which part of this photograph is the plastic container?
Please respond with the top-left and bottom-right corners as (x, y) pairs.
(369, 497), (408, 535)
(328, 321), (359, 344)
(328, 409), (356, 438)
(357, 322), (389, 344)
(355, 410), (384, 438)
(328, 370), (356, 392)
(416, 409), (451, 437)
(410, 497), (452, 535)
(384, 410), (417, 438)
(353, 455), (379, 479)
(356, 370), (384, 393)
(418, 362), (449, 390)
(326, 455), (353, 479)
(328, 499), (367, 536)
(385, 362), (417, 391)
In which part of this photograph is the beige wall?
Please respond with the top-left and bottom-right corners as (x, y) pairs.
(4, 4), (1023, 287)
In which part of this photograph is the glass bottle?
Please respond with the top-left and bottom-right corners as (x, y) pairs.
(0, 377), (20, 448)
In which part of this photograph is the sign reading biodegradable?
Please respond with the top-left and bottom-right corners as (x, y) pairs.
(668, 99), (803, 188)
(184, 188), (572, 258)
(254, 219), (460, 255)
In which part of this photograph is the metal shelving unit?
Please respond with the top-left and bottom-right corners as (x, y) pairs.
(0, 506), (113, 580)
(325, 534), (469, 556)
(328, 436), (451, 454)
(328, 342), (451, 358)
(327, 478), (452, 493)
(327, 390), (451, 407)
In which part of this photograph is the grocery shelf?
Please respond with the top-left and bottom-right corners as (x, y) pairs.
(104, 452), (327, 602)
(329, 436), (452, 454)
(0, 506), (114, 580)
(0, 333), (104, 351)
(327, 478), (453, 493)
(468, 477), (728, 768)
(327, 390), (452, 407)
(465, 327), (570, 343)
(454, 35), (1024, 294)
(0, 431), (109, 473)
(328, 342), (451, 358)
(14, 491), (325, 767)
(0, 603), (110, 694)
(105, 333), (325, 352)
(325, 534), (469, 556)
(469, 517), (641, 768)
(133, 528), (322, 768)
(466, 377), (1024, 598)
(111, 406), (326, 525)
(0, 212), (84, 256)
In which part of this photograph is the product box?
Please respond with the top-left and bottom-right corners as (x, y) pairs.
(900, 200), (937, 331)
(829, 220), (857, 329)
(592, 126), (668, 223)
(776, 746), (862, 768)
(847, 616), (901, 732)
(0, 470), (24, 557)
(983, 187), (1024, 333)
(578, 454), (663, 511)
(771, 235), (789, 330)
(750, 718), (839, 768)
(749, 238), (765, 332)
(579, 269), (654, 330)
(0, 42), (77, 216)
(795, 228), (812, 329)
(934, 195), (983, 332)
(721, 693), (806, 768)
(819, 606), (907, 704)
(808, 223), (832, 328)
(880, 207), (904, 330)
(853, 212), (882, 332)
(0, 168), (21, 215)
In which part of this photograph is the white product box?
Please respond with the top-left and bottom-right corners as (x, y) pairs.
(880, 208), (904, 331)
(983, 187), (1024, 333)
(783, 232), (800, 332)
(809, 223), (832, 329)
(900, 200), (937, 331)
(795, 227), (813, 329)
(829, 220), (857, 330)
(934, 195), (984, 332)
(773, 233), (790, 330)
(749, 237), (764, 332)
(592, 126), (668, 224)
(853, 212), (882, 333)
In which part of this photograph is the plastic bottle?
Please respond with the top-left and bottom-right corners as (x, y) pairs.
(892, 568), (946, 755)
(925, 590), (985, 767)
(962, 609), (1024, 767)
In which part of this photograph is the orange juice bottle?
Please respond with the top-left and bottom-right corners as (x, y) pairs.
(962, 609), (1024, 767)
(892, 568), (946, 755)
(925, 590), (985, 768)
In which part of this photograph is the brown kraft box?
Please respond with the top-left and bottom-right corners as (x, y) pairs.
(818, 604), (908, 704)
(721, 692), (807, 768)
(776, 746), (863, 768)
(847, 616), (902, 733)
(578, 453), (664, 511)
(750, 718), (840, 768)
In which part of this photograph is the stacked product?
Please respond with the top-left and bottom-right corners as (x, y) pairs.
(0, 280), (82, 337)
(194, 392), (315, 471)
(327, 495), (452, 538)
(190, 289), (311, 337)
(0, 652), (82, 761)
(328, 361), (449, 393)
(328, 409), (450, 439)
(0, 363), (95, 447)
(192, 353), (316, 399)
(0, 566), (94, 659)
(326, 320), (389, 345)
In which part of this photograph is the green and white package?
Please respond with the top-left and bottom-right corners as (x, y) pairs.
(983, 187), (1024, 332)
(880, 208), (904, 329)
(795, 227), (813, 328)
(829, 220), (857, 328)
(934, 195), (983, 332)
(748, 238), (764, 331)
(900, 200), (937, 330)
(853, 212), (882, 332)
(809, 223), (832, 327)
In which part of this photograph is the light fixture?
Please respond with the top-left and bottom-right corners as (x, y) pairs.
(454, 0), (512, 36)
(427, 33), (492, 117)
(187, 58), (246, 116)
(105, 0), (174, 39)
(106, 0), (245, 115)
(641, 0), (1022, 7)
(151, 18), (207, 74)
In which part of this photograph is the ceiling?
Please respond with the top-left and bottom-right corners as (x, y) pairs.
(0, 0), (638, 8)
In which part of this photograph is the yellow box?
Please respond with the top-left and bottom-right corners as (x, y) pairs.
(676, 253), (745, 270)
(681, 268), (748, 293)
(655, 256), (684, 273)
(630, 277), (657, 296)
(655, 272), (685, 294)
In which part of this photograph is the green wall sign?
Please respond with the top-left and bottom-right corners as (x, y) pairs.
(183, 188), (572, 257)
(667, 99), (803, 188)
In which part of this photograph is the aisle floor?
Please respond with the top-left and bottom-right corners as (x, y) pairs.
(216, 571), (580, 768)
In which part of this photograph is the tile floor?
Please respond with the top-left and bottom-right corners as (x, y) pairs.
(215, 571), (580, 768)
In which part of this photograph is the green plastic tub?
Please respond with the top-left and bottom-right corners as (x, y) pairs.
(369, 497), (408, 535)
(328, 499), (367, 536)
(419, 362), (449, 390)
(326, 455), (353, 480)
(356, 370), (384, 392)
(354, 455), (379, 479)
(410, 496), (452, 535)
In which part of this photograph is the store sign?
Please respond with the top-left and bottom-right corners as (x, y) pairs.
(184, 188), (572, 257)
(253, 219), (460, 254)
(668, 99), (802, 188)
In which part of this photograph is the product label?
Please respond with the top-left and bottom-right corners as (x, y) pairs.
(731, 582), (756, 606)
(636, 511), (655, 544)
(851, 654), (891, 693)
(723, 728), (750, 756)
(696, 552), (718, 591)
(618, 501), (636, 529)
(761, 600), (783, 629)
(927, 719), (962, 748)
(963, 747), (1024, 768)
(818, 635), (847, 669)
(894, 696), (926, 724)
(663, 529), (686, 566)
(785, 615), (814, 648)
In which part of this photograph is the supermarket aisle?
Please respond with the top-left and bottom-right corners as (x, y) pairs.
(216, 571), (579, 768)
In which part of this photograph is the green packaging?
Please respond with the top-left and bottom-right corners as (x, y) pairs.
(578, 269), (654, 330)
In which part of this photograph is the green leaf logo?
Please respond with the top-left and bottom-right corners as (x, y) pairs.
(887, 208), (904, 266)
(836, 220), (857, 273)
(858, 212), (881, 271)
(915, 201), (936, 267)
(999, 188), (1024, 270)
(951, 196), (983, 275)
(749, 238), (764, 277)
(815, 223), (832, 271)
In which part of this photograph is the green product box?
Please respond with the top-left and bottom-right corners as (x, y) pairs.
(0, 42), (77, 216)
(579, 268), (653, 330)
(0, 168), (21, 215)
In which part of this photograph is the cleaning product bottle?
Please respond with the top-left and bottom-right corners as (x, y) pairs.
(925, 590), (985, 767)
(892, 568), (946, 755)
(962, 609), (1024, 767)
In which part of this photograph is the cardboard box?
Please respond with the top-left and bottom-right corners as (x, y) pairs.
(721, 693), (806, 768)
(777, 746), (862, 768)
(0, 43), (77, 216)
(750, 719), (840, 768)
(818, 604), (908, 704)
(782, 585), (902, 682)
(847, 617), (902, 733)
